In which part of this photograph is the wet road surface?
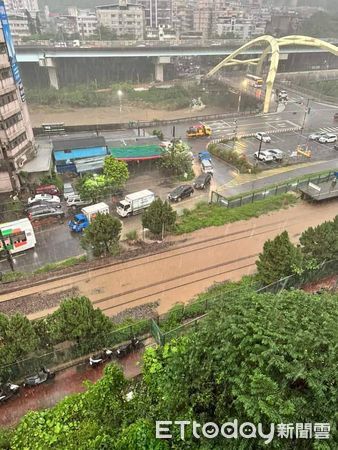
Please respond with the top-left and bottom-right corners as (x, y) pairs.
(0, 351), (142, 428)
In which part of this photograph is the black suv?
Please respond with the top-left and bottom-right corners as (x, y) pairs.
(28, 205), (65, 221)
(193, 173), (212, 190)
(168, 185), (194, 202)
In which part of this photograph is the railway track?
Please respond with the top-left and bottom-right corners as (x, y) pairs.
(1, 202), (337, 320)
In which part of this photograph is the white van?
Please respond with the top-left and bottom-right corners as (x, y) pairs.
(201, 159), (213, 174)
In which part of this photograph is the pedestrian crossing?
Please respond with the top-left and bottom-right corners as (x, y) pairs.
(319, 126), (338, 134)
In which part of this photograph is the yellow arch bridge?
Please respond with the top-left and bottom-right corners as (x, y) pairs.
(206, 35), (338, 113)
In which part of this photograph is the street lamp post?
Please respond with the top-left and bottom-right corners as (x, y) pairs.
(257, 138), (263, 160)
(117, 90), (123, 113)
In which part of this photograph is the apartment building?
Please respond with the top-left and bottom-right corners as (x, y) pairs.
(4, 0), (38, 13)
(138, 0), (172, 28)
(67, 7), (98, 38)
(0, 24), (35, 192)
(7, 11), (30, 42)
(96, 1), (145, 40)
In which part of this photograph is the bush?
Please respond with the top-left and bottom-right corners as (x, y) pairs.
(125, 230), (138, 241)
(209, 143), (259, 174)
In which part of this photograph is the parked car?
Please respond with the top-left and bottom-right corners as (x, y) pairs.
(266, 149), (284, 161)
(168, 185), (194, 202)
(35, 184), (60, 196)
(254, 150), (274, 162)
(255, 132), (271, 143)
(28, 206), (65, 221)
(63, 183), (76, 200)
(193, 173), (212, 189)
(201, 159), (214, 174)
(66, 195), (92, 209)
(333, 112), (338, 121)
(309, 131), (326, 141)
(318, 133), (337, 144)
(28, 194), (61, 205)
(278, 90), (288, 101)
(26, 201), (62, 212)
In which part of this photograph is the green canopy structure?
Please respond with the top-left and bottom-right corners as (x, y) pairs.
(109, 145), (162, 161)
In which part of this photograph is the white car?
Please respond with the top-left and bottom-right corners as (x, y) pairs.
(255, 132), (271, 143)
(66, 195), (92, 209)
(254, 150), (274, 162)
(266, 149), (284, 161)
(278, 90), (288, 101)
(28, 193), (61, 204)
(308, 131), (326, 141)
(318, 133), (337, 144)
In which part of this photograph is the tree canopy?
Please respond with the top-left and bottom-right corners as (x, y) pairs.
(142, 198), (177, 236)
(256, 231), (303, 285)
(2, 288), (337, 448)
(81, 212), (122, 256)
(160, 141), (193, 176)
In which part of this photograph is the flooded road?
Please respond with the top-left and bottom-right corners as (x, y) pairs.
(0, 352), (142, 428)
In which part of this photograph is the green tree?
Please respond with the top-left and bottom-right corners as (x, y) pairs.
(81, 212), (122, 256)
(51, 296), (113, 345)
(152, 129), (164, 141)
(142, 198), (177, 236)
(142, 289), (338, 448)
(256, 231), (303, 286)
(76, 174), (108, 202)
(103, 156), (129, 188)
(299, 11), (338, 38)
(160, 141), (193, 176)
(299, 216), (338, 264)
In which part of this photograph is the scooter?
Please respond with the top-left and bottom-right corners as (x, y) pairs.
(89, 349), (113, 367)
(115, 337), (143, 359)
(0, 383), (20, 404)
(23, 367), (56, 387)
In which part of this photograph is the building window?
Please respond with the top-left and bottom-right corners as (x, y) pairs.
(9, 132), (27, 150)
(0, 91), (16, 107)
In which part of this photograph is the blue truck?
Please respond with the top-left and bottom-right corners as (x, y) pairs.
(68, 202), (109, 233)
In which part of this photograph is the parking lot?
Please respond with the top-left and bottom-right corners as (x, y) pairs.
(217, 129), (338, 170)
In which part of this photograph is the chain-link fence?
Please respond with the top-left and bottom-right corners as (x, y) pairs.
(211, 172), (335, 208)
(0, 319), (152, 382)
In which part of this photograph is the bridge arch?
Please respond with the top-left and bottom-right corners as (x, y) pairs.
(206, 35), (338, 113)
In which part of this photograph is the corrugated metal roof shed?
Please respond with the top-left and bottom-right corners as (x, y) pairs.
(54, 147), (108, 161)
(52, 136), (106, 151)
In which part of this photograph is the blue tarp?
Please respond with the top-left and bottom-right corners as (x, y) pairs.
(53, 146), (108, 162)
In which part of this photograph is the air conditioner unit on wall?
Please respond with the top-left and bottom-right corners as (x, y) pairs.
(16, 155), (27, 168)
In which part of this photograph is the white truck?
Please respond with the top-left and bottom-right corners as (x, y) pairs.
(116, 190), (155, 217)
(68, 202), (110, 232)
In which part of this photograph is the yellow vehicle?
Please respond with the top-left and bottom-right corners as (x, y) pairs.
(186, 124), (212, 138)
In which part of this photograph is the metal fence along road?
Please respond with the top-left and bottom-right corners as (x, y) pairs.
(211, 172), (335, 208)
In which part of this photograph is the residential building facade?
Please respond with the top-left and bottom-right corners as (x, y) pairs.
(138, 0), (172, 29)
(0, 29), (35, 191)
(96, 1), (145, 40)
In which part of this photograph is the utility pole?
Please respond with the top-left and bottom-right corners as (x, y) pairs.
(301, 98), (311, 134)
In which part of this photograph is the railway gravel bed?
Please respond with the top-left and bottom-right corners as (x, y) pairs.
(0, 287), (80, 316)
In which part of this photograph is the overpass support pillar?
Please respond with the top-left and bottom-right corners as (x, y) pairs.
(155, 57), (171, 82)
(39, 57), (59, 90)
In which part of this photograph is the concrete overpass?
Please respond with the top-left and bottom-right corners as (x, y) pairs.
(15, 41), (338, 89)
